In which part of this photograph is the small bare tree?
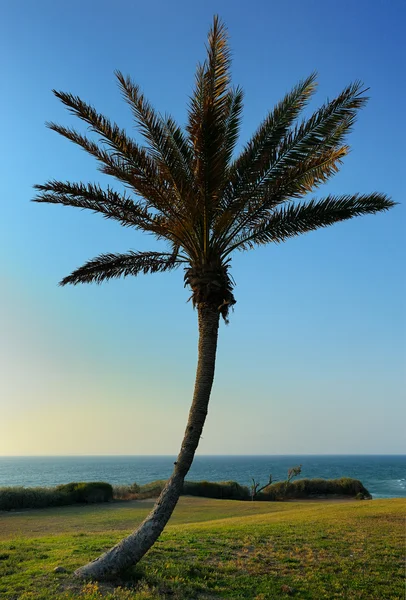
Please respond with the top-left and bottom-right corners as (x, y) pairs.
(282, 465), (302, 498)
(250, 474), (273, 500)
(251, 465), (303, 501)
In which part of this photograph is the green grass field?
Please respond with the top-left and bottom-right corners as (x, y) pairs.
(0, 497), (404, 599)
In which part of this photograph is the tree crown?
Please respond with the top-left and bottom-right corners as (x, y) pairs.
(34, 15), (395, 321)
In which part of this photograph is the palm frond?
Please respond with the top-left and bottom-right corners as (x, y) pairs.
(216, 81), (368, 248)
(47, 122), (175, 214)
(225, 193), (396, 253)
(222, 86), (244, 170)
(212, 73), (317, 244)
(115, 71), (194, 202)
(33, 181), (167, 235)
(186, 15), (234, 256)
(187, 61), (205, 164)
(48, 93), (186, 221)
(262, 81), (367, 185)
(217, 145), (349, 249)
(261, 145), (349, 202)
(223, 73), (317, 205)
(115, 73), (206, 257)
(187, 15), (232, 189)
(164, 116), (195, 186)
(60, 250), (183, 286)
(187, 15), (232, 152)
(48, 95), (204, 258)
(51, 90), (156, 168)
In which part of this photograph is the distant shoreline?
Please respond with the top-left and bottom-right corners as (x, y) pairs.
(1, 455), (405, 499)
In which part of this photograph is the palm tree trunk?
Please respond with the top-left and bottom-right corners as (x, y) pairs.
(74, 304), (220, 580)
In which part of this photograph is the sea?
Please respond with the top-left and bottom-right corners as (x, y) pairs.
(0, 455), (405, 499)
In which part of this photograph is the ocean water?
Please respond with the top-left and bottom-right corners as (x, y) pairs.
(0, 455), (405, 499)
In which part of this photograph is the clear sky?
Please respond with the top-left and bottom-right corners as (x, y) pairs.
(1, 0), (404, 456)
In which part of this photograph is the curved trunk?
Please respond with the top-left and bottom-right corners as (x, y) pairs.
(74, 304), (220, 580)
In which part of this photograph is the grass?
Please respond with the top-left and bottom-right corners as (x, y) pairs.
(0, 497), (404, 599)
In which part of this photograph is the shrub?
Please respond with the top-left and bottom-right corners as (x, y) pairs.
(113, 485), (138, 500)
(182, 480), (250, 500)
(56, 482), (113, 503)
(258, 477), (371, 501)
(115, 479), (251, 501)
(330, 477), (371, 498)
(113, 482), (140, 500)
(0, 481), (113, 511)
(0, 476), (371, 510)
(113, 481), (164, 501)
(76, 482), (113, 503)
(0, 486), (68, 510)
(137, 480), (166, 499)
(54, 482), (77, 495)
(113, 485), (130, 500)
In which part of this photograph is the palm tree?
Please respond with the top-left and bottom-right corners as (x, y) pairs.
(34, 16), (394, 580)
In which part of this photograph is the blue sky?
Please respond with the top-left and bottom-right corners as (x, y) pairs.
(1, 0), (404, 455)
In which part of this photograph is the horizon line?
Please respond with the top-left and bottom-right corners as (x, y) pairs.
(1, 453), (405, 458)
